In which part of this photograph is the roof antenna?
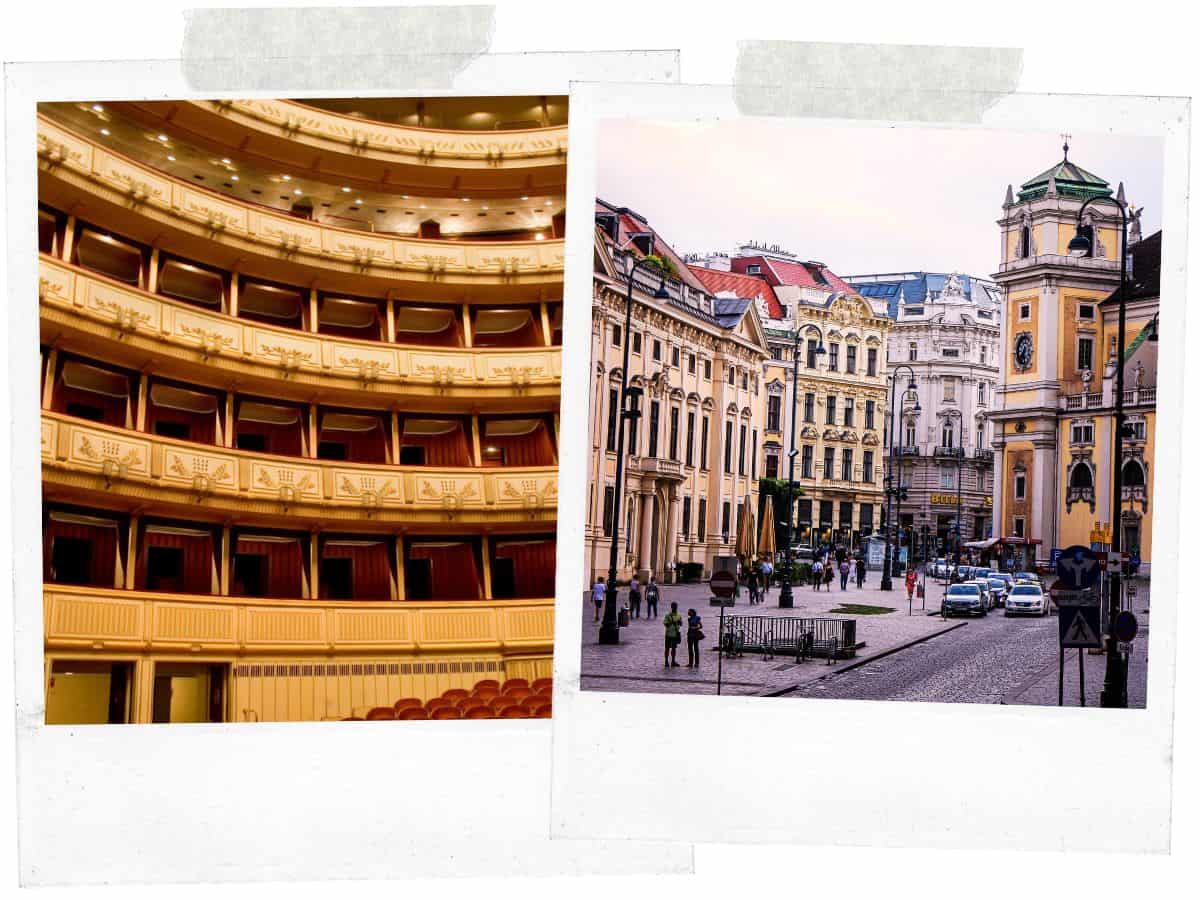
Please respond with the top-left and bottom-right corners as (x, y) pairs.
(1060, 133), (1071, 162)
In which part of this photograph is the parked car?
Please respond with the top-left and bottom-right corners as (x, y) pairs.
(1005, 582), (1049, 617)
(985, 577), (1009, 607)
(929, 558), (951, 579)
(967, 578), (998, 609)
(1013, 571), (1040, 584)
(943, 582), (988, 617)
(992, 572), (1015, 593)
(955, 565), (972, 582)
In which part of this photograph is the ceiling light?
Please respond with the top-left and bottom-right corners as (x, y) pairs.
(294, 188), (302, 195)
(461, 197), (470, 202)
(341, 186), (351, 193)
(354, 198), (363, 204)
(481, 206), (489, 211)
(282, 175), (291, 181)
(221, 158), (231, 165)
(520, 195), (529, 201)
(91, 104), (104, 113)
(231, 175), (239, 181)
(157, 134), (168, 142)
(166, 154), (176, 161)
(400, 194), (410, 199)
(99, 128), (111, 136)
(535, 232), (546, 241)
(419, 204), (427, 209)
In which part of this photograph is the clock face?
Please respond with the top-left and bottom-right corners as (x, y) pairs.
(1014, 333), (1034, 370)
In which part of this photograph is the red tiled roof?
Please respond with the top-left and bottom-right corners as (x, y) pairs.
(687, 265), (782, 319)
(594, 200), (707, 292)
(730, 254), (861, 298)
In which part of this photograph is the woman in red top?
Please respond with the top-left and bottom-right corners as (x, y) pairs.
(905, 567), (918, 601)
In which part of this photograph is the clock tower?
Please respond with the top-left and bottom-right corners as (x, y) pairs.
(990, 139), (1124, 566)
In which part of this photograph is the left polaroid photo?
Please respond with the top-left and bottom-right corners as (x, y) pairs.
(35, 96), (563, 725)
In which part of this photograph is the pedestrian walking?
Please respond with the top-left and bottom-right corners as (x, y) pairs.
(838, 558), (850, 590)
(761, 558), (773, 601)
(591, 577), (605, 622)
(666, 560), (676, 584)
(855, 556), (866, 589)
(663, 602), (683, 668)
(905, 566), (918, 602)
(823, 561), (834, 591)
(645, 576), (660, 618)
(811, 558), (823, 590)
(686, 608), (704, 668)
(629, 576), (642, 619)
(748, 568), (760, 605)
(1130, 551), (1142, 578)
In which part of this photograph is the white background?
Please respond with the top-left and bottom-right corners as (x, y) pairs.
(3, 0), (1198, 897)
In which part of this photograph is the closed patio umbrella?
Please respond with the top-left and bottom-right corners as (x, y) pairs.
(735, 495), (756, 562)
(758, 494), (776, 558)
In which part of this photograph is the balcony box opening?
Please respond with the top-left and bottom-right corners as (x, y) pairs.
(405, 540), (481, 600)
(44, 511), (119, 587)
(149, 383), (219, 445)
(46, 660), (132, 725)
(318, 296), (383, 341)
(322, 538), (393, 600)
(38, 208), (59, 255)
(490, 537), (556, 598)
(472, 307), (541, 348)
(238, 280), (304, 330)
(158, 259), (225, 311)
(74, 227), (145, 286)
(548, 303), (563, 345)
(56, 360), (131, 427)
(481, 417), (556, 467)
(394, 305), (462, 347)
(400, 418), (471, 467)
(136, 524), (216, 595)
(235, 400), (304, 457)
(151, 663), (227, 724)
(318, 411), (387, 464)
(232, 534), (304, 599)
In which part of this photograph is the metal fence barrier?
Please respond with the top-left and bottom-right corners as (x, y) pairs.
(719, 616), (857, 663)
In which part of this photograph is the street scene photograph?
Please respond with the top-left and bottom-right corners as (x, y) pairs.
(581, 117), (1163, 707)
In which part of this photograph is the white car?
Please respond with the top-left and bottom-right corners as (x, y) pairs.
(929, 558), (951, 579)
(1005, 583), (1049, 617)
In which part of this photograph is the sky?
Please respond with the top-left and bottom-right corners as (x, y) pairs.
(596, 118), (1164, 281)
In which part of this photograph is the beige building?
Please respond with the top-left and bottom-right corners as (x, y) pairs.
(587, 202), (769, 581)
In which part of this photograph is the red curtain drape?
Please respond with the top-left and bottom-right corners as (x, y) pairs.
(149, 405), (216, 445)
(43, 518), (119, 587)
(494, 540), (556, 598)
(402, 424), (471, 467)
(489, 423), (556, 467)
(135, 528), (214, 594)
(55, 385), (127, 427)
(236, 538), (303, 599)
(472, 316), (541, 348)
(408, 542), (480, 599)
(236, 420), (303, 457)
(320, 421), (387, 463)
(323, 541), (392, 599)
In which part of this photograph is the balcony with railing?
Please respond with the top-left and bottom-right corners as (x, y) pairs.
(629, 456), (684, 480)
(1062, 387), (1155, 411)
(933, 446), (965, 459)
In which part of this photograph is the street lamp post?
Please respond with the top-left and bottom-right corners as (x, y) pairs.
(944, 408), (965, 568)
(599, 257), (669, 645)
(882, 365), (919, 590)
(1069, 195), (1129, 708)
(779, 323), (825, 608)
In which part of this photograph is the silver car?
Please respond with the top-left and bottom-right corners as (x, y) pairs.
(1004, 583), (1049, 617)
(943, 582), (988, 617)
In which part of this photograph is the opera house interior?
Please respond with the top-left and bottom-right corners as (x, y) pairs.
(36, 96), (565, 723)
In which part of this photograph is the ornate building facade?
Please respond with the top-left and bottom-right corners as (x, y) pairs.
(588, 202), (769, 581)
(691, 246), (890, 550)
(37, 97), (565, 723)
(846, 271), (1002, 558)
(989, 144), (1158, 570)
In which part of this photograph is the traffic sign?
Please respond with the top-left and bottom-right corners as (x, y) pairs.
(1059, 604), (1103, 648)
(1056, 545), (1101, 591)
(1050, 548), (1063, 570)
(709, 570), (736, 599)
(1114, 610), (1139, 643)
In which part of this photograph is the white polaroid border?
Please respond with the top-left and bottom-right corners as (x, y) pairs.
(552, 80), (1187, 852)
(4, 56), (695, 884)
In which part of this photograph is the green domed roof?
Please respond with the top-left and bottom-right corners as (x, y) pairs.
(1018, 144), (1112, 202)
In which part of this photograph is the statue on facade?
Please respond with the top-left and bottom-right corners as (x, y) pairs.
(1081, 368), (1092, 390)
(1133, 359), (1145, 389)
(1130, 205), (1143, 244)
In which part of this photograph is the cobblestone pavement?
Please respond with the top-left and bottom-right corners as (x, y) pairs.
(788, 580), (1151, 707)
(580, 575), (959, 697)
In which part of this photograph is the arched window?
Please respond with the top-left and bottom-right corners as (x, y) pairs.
(941, 420), (956, 448)
(903, 419), (916, 447)
(1019, 225), (1031, 258)
(1070, 463), (1093, 489)
(1122, 460), (1146, 487)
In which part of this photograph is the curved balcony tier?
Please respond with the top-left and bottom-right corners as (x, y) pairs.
(113, 99), (567, 192)
(37, 117), (564, 299)
(40, 259), (561, 409)
(41, 411), (557, 530)
(44, 584), (553, 656)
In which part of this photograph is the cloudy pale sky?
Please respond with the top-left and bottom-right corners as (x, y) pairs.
(596, 118), (1164, 281)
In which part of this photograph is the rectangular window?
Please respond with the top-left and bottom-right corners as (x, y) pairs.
(686, 411), (696, 466)
(612, 323), (622, 347)
(846, 345), (857, 373)
(727, 365), (735, 385)
(806, 340), (818, 369)
(839, 501), (854, 530)
(867, 348), (878, 376)
(863, 450), (874, 482)
(606, 387), (618, 452)
(943, 378), (956, 402)
(752, 429), (758, 478)
(647, 400), (660, 458)
(627, 403), (639, 455)
(802, 444), (814, 478)
(942, 348), (960, 358)
(828, 343), (840, 371)
(797, 499), (813, 528)
(682, 496), (692, 538)
(865, 400), (876, 429)
(765, 453), (778, 479)
(843, 398), (855, 427)
(1130, 420), (1146, 440)
(1071, 422), (1094, 444)
(724, 420), (734, 473)
(738, 423), (747, 475)
(632, 331), (642, 355)
(1078, 303), (1095, 320)
(825, 395), (837, 426)
(697, 499), (707, 542)
(671, 346), (680, 368)
(977, 424), (986, 449)
(700, 415), (710, 469)
(721, 501), (731, 543)
(669, 406), (680, 460)
(1019, 303), (1031, 320)
(978, 382), (987, 405)
(841, 448), (853, 481)
(1077, 336), (1094, 371)
(908, 342), (918, 362)
(819, 500), (834, 529)
(767, 395), (781, 432)
(1015, 471), (1026, 500)
(688, 353), (696, 374)
(741, 371), (748, 391)
(602, 486), (615, 536)
(653, 339), (662, 362)
(703, 359), (712, 380)
(804, 392), (815, 423)
(823, 447), (835, 481)
(1013, 516), (1025, 538)
(941, 467), (955, 490)
(859, 503), (873, 533)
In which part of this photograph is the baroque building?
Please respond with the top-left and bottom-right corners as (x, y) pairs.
(989, 143), (1159, 571)
(37, 97), (566, 723)
(691, 245), (891, 551)
(588, 202), (769, 581)
(846, 271), (1002, 558)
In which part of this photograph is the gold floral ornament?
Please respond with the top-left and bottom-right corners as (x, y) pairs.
(496, 365), (544, 389)
(415, 363), (466, 388)
(78, 435), (142, 488)
(419, 479), (478, 519)
(36, 135), (70, 166)
(338, 356), (391, 386)
(179, 323), (235, 361)
(259, 344), (313, 378)
(93, 297), (152, 338)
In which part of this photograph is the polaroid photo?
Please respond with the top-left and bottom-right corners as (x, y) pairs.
(552, 79), (1186, 852)
(5, 51), (693, 883)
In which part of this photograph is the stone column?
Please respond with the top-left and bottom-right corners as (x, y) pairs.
(991, 446), (1004, 539)
(665, 484), (681, 582)
(638, 485), (656, 580)
(1031, 439), (1058, 555)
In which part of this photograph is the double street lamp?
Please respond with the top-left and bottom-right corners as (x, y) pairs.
(1067, 196), (1129, 707)
(943, 408), (965, 568)
(881, 365), (920, 590)
(779, 323), (826, 609)
(599, 256), (669, 645)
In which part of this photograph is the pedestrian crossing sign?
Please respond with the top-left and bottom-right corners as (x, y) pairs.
(1058, 605), (1102, 648)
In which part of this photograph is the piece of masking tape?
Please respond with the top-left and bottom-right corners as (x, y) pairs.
(182, 6), (496, 92)
(735, 41), (1023, 123)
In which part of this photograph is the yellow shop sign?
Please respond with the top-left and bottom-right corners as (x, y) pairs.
(930, 493), (992, 507)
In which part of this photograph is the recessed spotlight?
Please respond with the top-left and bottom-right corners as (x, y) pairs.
(400, 194), (410, 199)
(520, 195), (529, 201)
(419, 204), (427, 209)
(91, 104), (104, 113)
(221, 158), (231, 165)
(461, 197), (470, 202)
(481, 205), (489, 211)
(231, 175), (239, 181)
(294, 188), (302, 195)
(341, 186), (351, 193)
(166, 154), (176, 161)
(535, 233), (546, 241)
(99, 128), (110, 136)
(157, 134), (169, 142)
(282, 175), (291, 181)
(354, 198), (363, 204)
